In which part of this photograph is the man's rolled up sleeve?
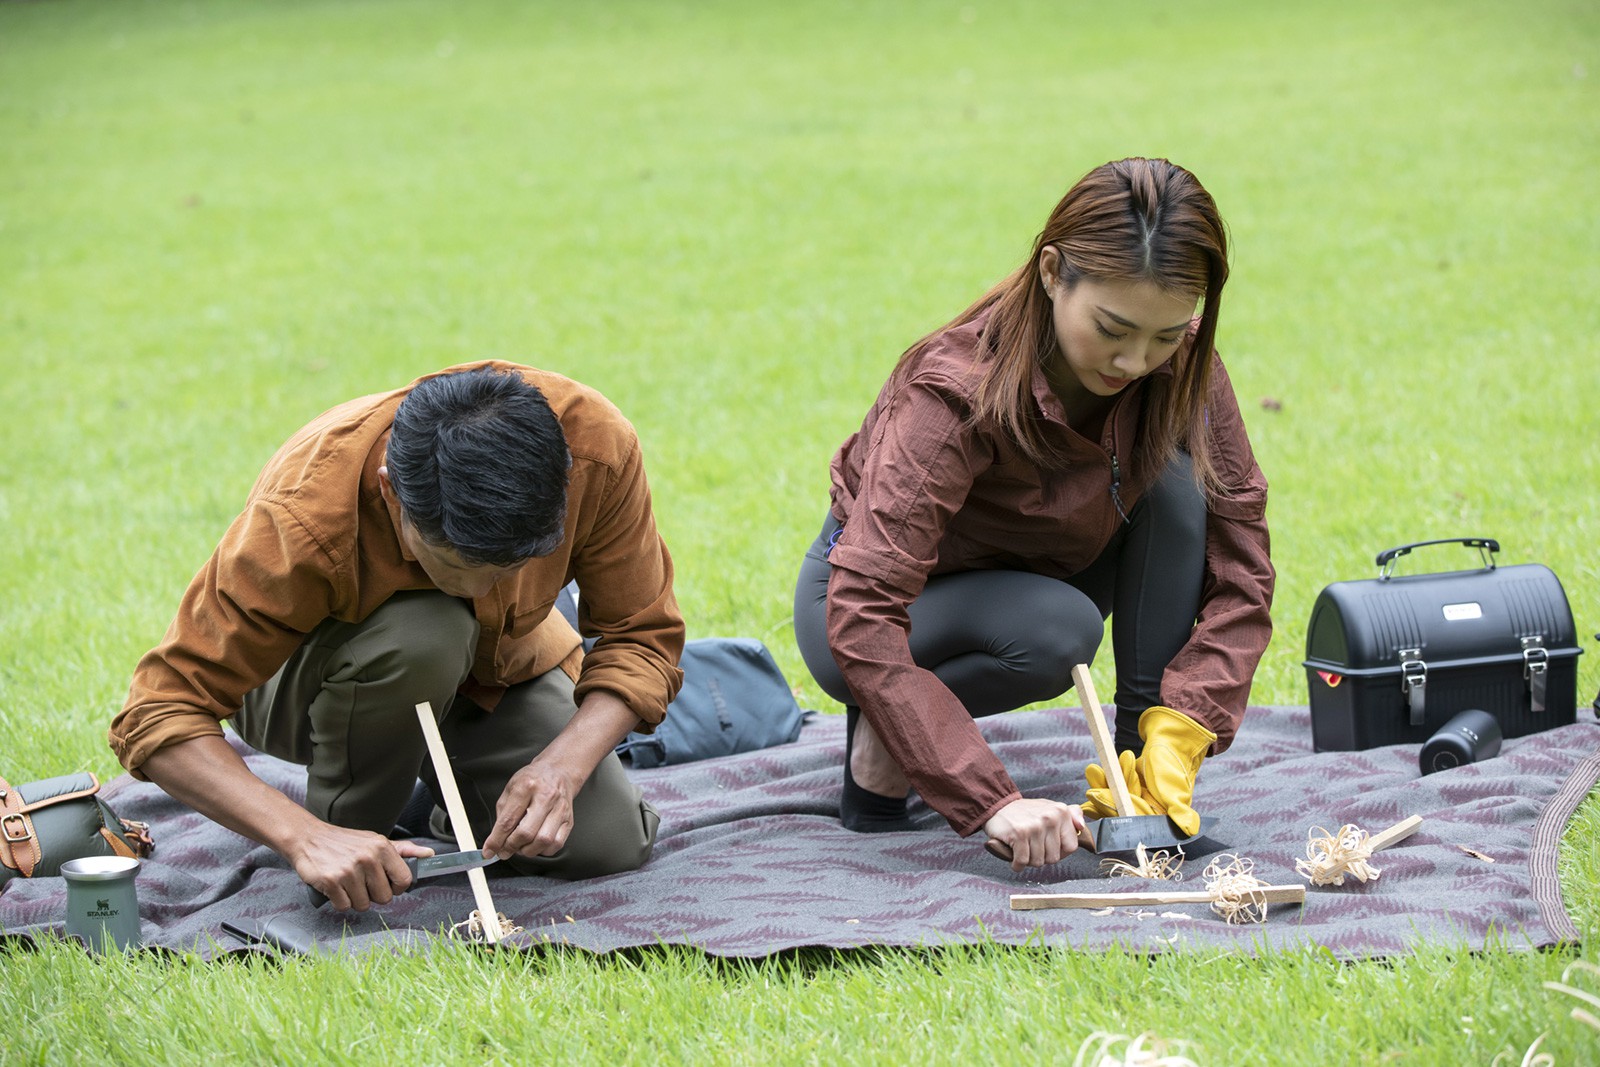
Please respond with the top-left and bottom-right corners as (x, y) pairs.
(570, 436), (685, 729)
(109, 499), (342, 777)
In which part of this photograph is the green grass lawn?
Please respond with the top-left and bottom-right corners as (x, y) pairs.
(3, 0), (1598, 1062)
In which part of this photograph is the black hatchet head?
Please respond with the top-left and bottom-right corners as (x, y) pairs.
(1086, 813), (1224, 861)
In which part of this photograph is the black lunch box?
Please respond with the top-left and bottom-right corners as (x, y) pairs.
(1303, 538), (1584, 751)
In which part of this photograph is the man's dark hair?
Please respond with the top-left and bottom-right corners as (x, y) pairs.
(386, 367), (571, 567)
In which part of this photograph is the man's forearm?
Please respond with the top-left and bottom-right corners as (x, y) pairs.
(533, 688), (642, 787)
(137, 734), (323, 858)
(480, 687), (644, 859)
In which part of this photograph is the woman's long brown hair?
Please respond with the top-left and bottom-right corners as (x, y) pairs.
(896, 158), (1231, 494)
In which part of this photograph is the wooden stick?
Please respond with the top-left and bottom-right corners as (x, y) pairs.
(414, 701), (503, 944)
(1010, 885), (1306, 911)
(1073, 663), (1135, 818)
(1365, 814), (1423, 854)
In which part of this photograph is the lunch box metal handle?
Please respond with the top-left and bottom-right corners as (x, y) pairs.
(1376, 537), (1500, 580)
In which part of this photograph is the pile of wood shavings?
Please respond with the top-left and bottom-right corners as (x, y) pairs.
(1201, 854), (1274, 925)
(1072, 1030), (1199, 1067)
(1296, 823), (1381, 886)
(1099, 844), (1184, 882)
(448, 910), (524, 942)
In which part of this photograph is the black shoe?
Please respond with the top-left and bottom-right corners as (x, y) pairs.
(390, 780), (436, 839)
(841, 706), (916, 833)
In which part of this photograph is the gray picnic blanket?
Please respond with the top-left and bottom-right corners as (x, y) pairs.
(2, 705), (1596, 959)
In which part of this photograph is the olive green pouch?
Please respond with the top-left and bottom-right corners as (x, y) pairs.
(0, 773), (154, 891)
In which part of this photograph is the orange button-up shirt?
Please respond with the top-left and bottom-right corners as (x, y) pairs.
(110, 362), (685, 778)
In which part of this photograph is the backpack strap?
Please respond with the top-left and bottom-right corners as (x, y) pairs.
(0, 773), (105, 877)
(0, 775), (41, 878)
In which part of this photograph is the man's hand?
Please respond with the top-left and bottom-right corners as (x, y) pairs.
(983, 798), (1086, 872)
(482, 758), (583, 860)
(137, 734), (440, 912)
(287, 825), (436, 912)
(480, 687), (643, 862)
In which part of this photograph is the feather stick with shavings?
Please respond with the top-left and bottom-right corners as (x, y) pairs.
(1201, 854), (1276, 925)
(449, 910), (523, 943)
(1100, 843), (1185, 882)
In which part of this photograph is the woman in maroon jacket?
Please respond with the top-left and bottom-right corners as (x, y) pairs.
(793, 158), (1274, 870)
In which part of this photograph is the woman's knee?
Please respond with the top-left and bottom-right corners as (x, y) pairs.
(793, 537), (853, 706)
(999, 588), (1102, 696)
(1140, 453), (1206, 542)
(916, 571), (1102, 706)
(1017, 598), (1107, 687)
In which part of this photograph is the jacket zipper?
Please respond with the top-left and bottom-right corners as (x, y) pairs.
(1109, 454), (1130, 524)
(1104, 394), (1131, 526)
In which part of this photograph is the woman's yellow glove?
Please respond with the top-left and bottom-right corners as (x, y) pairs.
(1082, 751), (1157, 819)
(1081, 706), (1216, 837)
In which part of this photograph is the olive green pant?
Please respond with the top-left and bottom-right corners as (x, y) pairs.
(229, 590), (658, 879)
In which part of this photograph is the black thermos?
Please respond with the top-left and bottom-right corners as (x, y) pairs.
(1419, 709), (1503, 775)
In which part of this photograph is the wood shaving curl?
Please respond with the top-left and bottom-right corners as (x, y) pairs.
(1491, 964), (1600, 1067)
(1490, 1033), (1553, 1067)
(1201, 854), (1274, 925)
(448, 910), (523, 942)
(1296, 823), (1382, 886)
(1542, 959), (1600, 1034)
(1072, 1029), (1199, 1067)
(1100, 844), (1185, 882)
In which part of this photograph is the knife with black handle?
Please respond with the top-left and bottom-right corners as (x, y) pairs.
(307, 849), (499, 908)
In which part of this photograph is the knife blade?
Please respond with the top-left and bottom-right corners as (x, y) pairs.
(410, 849), (499, 881)
(307, 849), (500, 908)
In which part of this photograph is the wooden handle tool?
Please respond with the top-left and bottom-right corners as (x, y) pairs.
(415, 701), (504, 943)
(982, 663), (1116, 865)
(1072, 663), (1135, 817)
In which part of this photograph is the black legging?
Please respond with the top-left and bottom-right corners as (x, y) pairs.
(793, 456), (1206, 753)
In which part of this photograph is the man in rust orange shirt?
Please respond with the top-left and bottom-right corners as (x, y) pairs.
(110, 363), (684, 910)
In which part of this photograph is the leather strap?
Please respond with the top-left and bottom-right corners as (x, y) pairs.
(0, 772), (104, 877)
(0, 778), (40, 877)
(119, 819), (155, 858)
(98, 826), (137, 859)
(16, 775), (101, 811)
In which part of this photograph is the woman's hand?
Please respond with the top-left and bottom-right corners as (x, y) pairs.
(983, 798), (1087, 872)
